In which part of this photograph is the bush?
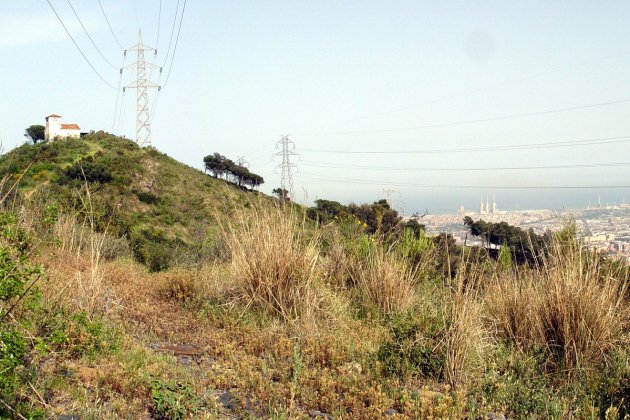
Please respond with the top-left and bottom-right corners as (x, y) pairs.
(130, 228), (179, 272)
(351, 244), (418, 316)
(377, 311), (445, 379)
(222, 205), (321, 321)
(485, 244), (629, 373)
(59, 159), (114, 186)
(157, 268), (201, 305)
(137, 191), (160, 205)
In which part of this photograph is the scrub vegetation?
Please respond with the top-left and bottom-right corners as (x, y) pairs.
(0, 135), (628, 418)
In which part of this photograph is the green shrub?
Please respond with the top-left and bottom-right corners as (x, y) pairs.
(377, 311), (445, 379)
(150, 378), (200, 419)
(0, 212), (44, 417)
(59, 159), (114, 186)
(137, 191), (160, 205)
(471, 347), (564, 418)
(37, 310), (119, 359)
(130, 228), (179, 272)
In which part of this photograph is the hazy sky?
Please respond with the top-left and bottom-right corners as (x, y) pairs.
(1, 1), (629, 214)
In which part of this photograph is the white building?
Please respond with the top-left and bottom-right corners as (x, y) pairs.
(44, 114), (81, 141)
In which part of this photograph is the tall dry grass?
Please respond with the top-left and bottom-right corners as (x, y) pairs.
(47, 186), (116, 317)
(485, 241), (629, 373)
(352, 244), (419, 316)
(443, 261), (489, 388)
(221, 204), (321, 322)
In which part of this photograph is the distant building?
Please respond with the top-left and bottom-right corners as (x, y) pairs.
(480, 194), (498, 214)
(44, 114), (81, 141)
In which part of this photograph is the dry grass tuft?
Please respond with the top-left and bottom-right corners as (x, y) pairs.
(352, 244), (418, 316)
(45, 187), (117, 317)
(443, 266), (489, 388)
(222, 204), (321, 322)
(156, 267), (201, 304)
(486, 243), (629, 373)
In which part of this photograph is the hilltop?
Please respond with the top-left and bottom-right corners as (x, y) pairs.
(0, 132), (271, 270)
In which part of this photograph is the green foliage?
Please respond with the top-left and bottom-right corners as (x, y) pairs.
(203, 152), (264, 189)
(43, 204), (59, 225)
(0, 326), (27, 407)
(0, 212), (45, 417)
(59, 158), (114, 186)
(472, 347), (564, 418)
(37, 311), (119, 359)
(397, 228), (434, 262)
(377, 311), (446, 380)
(130, 228), (180, 272)
(150, 378), (200, 419)
(308, 198), (402, 236)
(137, 191), (160, 205)
(463, 217), (551, 266)
(498, 243), (512, 270)
(24, 124), (45, 144)
(272, 187), (289, 200)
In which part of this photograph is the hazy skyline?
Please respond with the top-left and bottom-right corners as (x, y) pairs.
(1, 1), (629, 214)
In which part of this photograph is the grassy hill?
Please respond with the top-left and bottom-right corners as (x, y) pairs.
(0, 132), (270, 270)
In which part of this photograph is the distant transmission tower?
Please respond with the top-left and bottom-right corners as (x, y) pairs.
(275, 135), (298, 199)
(237, 156), (249, 168)
(382, 188), (401, 211)
(123, 30), (161, 147)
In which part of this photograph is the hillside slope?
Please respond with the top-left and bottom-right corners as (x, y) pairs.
(0, 132), (270, 269)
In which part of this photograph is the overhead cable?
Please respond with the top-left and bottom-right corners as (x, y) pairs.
(46, 0), (117, 89)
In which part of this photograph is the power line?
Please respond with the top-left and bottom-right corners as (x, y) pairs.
(97, 0), (124, 50)
(295, 98), (630, 136)
(298, 134), (630, 154)
(311, 48), (630, 128)
(160, 0), (180, 67)
(155, 0), (162, 50)
(161, 0), (187, 90)
(149, 0), (182, 123)
(67, 0), (117, 69)
(111, 55), (126, 133)
(116, 89), (126, 135)
(299, 160), (630, 172)
(46, 0), (117, 89)
(298, 173), (630, 190)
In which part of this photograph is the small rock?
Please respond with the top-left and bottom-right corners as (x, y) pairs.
(385, 408), (398, 416)
(58, 416), (81, 420)
(337, 362), (362, 375)
(216, 390), (235, 410)
(308, 409), (332, 419)
(486, 413), (506, 420)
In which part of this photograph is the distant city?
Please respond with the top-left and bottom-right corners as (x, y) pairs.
(412, 195), (630, 260)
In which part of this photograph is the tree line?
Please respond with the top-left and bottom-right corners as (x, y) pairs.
(203, 153), (264, 190)
(463, 216), (551, 265)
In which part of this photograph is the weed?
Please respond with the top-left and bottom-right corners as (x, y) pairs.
(150, 378), (200, 420)
(377, 311), (445, 380)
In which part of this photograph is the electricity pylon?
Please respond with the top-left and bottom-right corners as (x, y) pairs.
(382, 188), (401, 211)
(123, 30), (161, 147)
(274, 135), (298, 199)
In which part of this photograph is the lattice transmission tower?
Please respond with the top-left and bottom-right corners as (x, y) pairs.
(122, 30), (162, 147)
(274, 135), (298, 199)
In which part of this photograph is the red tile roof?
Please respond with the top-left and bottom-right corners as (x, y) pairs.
(60, 123), (80, 130)
(46, 114), (62, 119)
